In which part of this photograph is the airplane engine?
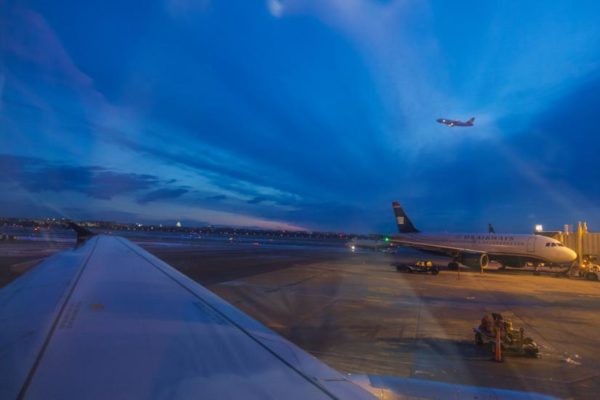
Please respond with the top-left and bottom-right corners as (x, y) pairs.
(459, 253), (489, 269)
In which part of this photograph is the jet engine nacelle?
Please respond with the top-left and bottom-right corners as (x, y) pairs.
(458, 253), (489, 269)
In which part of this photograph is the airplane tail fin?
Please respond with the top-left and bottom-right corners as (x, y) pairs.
(488, 223), (495, 234)
(392, 202), (419, 233)
(468, 117), (475, 124)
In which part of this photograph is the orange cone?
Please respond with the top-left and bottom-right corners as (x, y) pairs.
(494, 323), (503, 362)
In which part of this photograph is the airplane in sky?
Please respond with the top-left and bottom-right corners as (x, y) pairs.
(0, 226), (554, 399)
(390, 201), (577, 270)
(436, 117), (475, 127)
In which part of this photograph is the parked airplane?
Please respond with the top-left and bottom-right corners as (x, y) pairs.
(436, 117), (475, 127)
(0, 226), (554, 399)
(390, 202), (577, 269)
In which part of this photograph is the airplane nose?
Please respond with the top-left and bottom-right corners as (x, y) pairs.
(563, 248), (577, 263)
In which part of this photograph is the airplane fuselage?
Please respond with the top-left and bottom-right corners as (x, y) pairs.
(392, 232), (576, 267)
(436, 118), (474, 127)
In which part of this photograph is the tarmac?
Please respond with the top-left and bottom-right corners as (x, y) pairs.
(150, 242), (600, 400)
(2, 234), (600, 399)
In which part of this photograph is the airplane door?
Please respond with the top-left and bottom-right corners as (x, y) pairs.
(527, 237), (536, 252)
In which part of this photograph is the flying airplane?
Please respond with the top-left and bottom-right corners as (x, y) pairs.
(390, 202), (577, 270)
(436, 117), (475, 127)
(0, 226), (556, 399)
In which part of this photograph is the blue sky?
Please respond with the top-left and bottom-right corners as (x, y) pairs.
(1, 0), (599, 233)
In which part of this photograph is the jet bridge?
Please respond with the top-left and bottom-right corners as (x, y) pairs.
(536, 222), (600, 266)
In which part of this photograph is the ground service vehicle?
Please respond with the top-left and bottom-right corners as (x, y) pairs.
(474, 313), (539, 358)
(394, 260), (440, 275)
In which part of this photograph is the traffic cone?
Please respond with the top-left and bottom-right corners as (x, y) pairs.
(494, 325), (503, 362)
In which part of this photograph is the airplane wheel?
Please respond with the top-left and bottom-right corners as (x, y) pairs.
(431, 268), (439, 275)
(448, 262), (459, 270)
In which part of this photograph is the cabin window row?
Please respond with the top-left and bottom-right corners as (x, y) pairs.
(462, 235), (515, 240)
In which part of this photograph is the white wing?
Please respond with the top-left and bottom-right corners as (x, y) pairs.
(389, 237), (483, 257)
(0, 235), (374, 400)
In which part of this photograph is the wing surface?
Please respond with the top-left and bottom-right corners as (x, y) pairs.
(0, 235), (374, 400)
(389, 237), (483, 257)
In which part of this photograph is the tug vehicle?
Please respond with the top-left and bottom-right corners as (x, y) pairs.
(394, 260), (439, 275)
(474, 313), (539, 357)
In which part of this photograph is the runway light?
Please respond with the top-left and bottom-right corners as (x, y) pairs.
(384, 237), (390, 242)
(535, 224), (543, 232)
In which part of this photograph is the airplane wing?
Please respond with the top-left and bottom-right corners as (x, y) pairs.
(389, 237), (483, 257)
(0, 235), (374, 400)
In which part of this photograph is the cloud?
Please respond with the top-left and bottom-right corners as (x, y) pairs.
(0, 4), (104, 103)
(137, 188), (189, 204)
(61, 207), (142, 223)
(0, 154), (175, 201)
(205, 194), (227, 201)
(247, 196), (268, 204)
(267, 0), (284, 17)
(109, 135), (305, 205)
(25, 167), (155, 200)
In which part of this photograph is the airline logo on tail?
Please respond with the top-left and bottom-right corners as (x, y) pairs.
(392, 202), (419, 233)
